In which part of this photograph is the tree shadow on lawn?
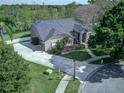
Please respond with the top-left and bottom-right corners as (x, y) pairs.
(87, 63), (124, 83)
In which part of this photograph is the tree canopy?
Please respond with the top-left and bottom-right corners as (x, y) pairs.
(0, 3), (80, 32)
(88, 1), (124, 59)
(0, 44), (29, 93)
(0, 16), (14, 43)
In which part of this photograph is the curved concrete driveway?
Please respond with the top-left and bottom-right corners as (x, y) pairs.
(13, 41), (102, 81)
(80, 63), (124, 93)
(13, 41), (110, 93)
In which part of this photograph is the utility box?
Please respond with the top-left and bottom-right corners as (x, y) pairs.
(44, 69), (53, 75)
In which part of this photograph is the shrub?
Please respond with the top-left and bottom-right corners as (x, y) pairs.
(75, 44), (82, 50)
(51, 37), (69, 54)
(110, 46), (123, 60)
(49, 48), (61, 54)
(88, 35), (97, 48)
(57, 37), (69, 50)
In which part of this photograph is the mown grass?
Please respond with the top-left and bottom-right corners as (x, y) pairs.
(24, 61), (64, 93)
(62, 51), (91, 61)
(65, 79), (80, 93)
(3, 31), (31, 40)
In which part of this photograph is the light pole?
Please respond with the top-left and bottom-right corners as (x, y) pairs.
(58, 68), (61, 79)
(73, 59), (76, 81)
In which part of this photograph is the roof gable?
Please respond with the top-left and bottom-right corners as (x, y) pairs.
(31, 18), (90, 41)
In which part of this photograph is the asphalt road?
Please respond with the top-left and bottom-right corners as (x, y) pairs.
(83, 63), (124, 93)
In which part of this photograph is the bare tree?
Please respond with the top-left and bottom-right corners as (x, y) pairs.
(75, 0), (120, 27)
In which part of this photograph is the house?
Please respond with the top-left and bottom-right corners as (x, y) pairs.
(30, 18), (92, 51)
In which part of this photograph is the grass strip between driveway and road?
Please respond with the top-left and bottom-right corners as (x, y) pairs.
(65, 79), (80, 93)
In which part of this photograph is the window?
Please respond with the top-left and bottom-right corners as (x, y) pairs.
(51, 41), (57, 48)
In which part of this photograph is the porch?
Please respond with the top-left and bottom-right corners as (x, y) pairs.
(72, 31), (91, 44)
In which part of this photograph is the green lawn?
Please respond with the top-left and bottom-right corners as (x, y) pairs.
(62, 51), (91, 61)
(24, 61), (64, 93)
(92, 48), (110, 56)
(65, 79), (80, 93)
(90, 57), (115, 65)
(3, 31), (31, 40)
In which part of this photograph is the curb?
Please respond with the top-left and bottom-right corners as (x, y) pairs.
(78, 63), (115, 93)
(78, 64), (104, 93)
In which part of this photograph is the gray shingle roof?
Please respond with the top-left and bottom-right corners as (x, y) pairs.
(31, 18), (91, 41)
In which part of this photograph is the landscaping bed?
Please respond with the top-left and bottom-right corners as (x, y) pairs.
(61, 51), (91, 61)
(24, 61), (64, 93)
(65, 79), (80, 93)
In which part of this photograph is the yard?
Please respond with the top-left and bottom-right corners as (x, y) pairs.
(65, 79), (80, 93)
(3, 31), (31, 40)
(24, 61), (64, 93)
(61, 51), (91, 61)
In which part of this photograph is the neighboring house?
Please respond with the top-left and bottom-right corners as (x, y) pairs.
(30, 18), (92, 51)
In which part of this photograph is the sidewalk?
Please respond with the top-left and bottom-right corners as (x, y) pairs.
(55, 75), (72, 93)
(83, 43), (96, 58)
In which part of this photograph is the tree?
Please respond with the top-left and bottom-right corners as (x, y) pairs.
(0, 44), (29, 93)
(0, 22), (4, 42)
(88, 0), (119, 27)
(88, 0), (96, 3)
(52, 8), (59, 19)
(88, 35), (97, 48)
(88, 1), (124, 59)
(56, 37), (69, 50)
(50, 37), (69, 54)
(0, 4), (80, 32)
(96, 27), (114, 47)
(0, 17), (14, 44)
(59, 6), (66, 18)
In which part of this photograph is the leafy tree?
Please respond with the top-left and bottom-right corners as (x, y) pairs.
(0, 44), (29, 93)
(0, 17), (14, 43)
(0, 4), (80, 32)
(88, 35), (97, 48)
(88, 0), (97, 3)
(52, 8), (59, 19)
(57, 37), (69, 50)
(50, 37), (69, 54)
(89, 1), (124, 59)
(59, 6), (66, 18)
